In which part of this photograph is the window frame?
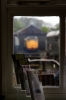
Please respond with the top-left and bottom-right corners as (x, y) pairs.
(8, 8), (64, 88)
(2, 2), (66, 99)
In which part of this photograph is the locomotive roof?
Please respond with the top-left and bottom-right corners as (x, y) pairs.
(14, 25), (46, 35)
(47, 30), (59, 37)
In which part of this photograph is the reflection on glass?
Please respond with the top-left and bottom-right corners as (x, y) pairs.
(13, 16), (60, 87)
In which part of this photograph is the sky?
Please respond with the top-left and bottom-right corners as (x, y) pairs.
(14, 16), (59, 26)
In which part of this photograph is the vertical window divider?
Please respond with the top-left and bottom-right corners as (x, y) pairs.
(60, 16), (65, 89)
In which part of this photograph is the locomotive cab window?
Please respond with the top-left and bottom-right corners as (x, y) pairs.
(13, 16), (60, 88)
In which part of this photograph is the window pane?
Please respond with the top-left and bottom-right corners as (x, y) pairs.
(13, 16), (60, 88)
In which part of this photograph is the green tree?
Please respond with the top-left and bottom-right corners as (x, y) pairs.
(41, 26), (49, 33)
(13, 18), (24, 32)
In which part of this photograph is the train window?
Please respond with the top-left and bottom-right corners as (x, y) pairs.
(13, 16), (60, 88)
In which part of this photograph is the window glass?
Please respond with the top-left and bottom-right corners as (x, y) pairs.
(13, 16), (60, 88)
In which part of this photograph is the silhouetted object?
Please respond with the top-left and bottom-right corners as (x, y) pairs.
(12, 55), (20, 84)
(46, 52), (50, 59)
(55, 55), (59, 62)
(15, 61), (21, 84)
(12, 54), (25, 90)
(17, 61), (25, 90)
(54, 70), (59, 86)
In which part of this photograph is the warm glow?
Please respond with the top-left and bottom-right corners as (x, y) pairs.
(25, 39), (38, 49)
